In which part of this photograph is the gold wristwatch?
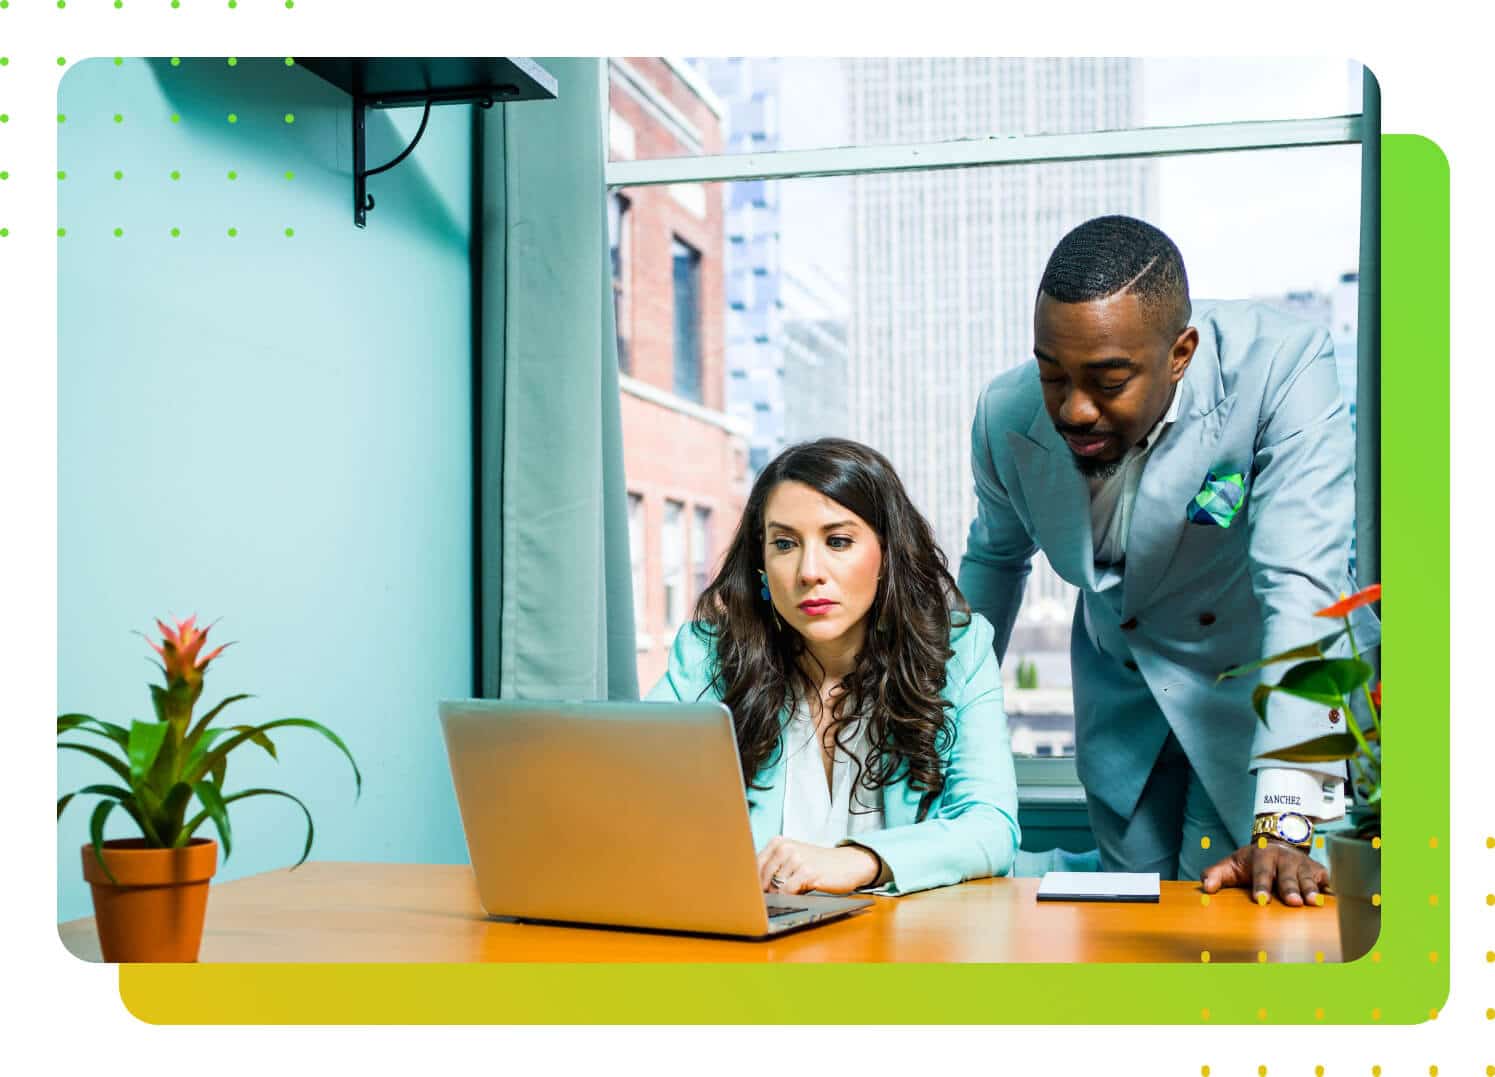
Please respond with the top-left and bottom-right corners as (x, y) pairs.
(1252, 811), (1314, 850)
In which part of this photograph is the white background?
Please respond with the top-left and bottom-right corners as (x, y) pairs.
(4, 1), (1484, 1073)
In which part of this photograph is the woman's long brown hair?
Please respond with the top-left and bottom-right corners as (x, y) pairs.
(689, 438), (970, 821)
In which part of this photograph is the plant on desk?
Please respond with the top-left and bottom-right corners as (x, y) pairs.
(1219, 582), (1381, 960)
(57, 616), (361, 962)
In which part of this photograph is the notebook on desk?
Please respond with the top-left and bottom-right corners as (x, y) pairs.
(438, 698), (873, 939)
(1036, 871), (1161, 903)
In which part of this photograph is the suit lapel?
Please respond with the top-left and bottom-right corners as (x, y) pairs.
(1007, 411), (1097, 591)
(1120, 329), (1236, 620)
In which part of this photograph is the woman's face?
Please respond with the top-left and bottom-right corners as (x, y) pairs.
(761, 480), (884, 655)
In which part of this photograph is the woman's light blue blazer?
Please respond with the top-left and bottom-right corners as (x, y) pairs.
(646, 611), (1021, 895)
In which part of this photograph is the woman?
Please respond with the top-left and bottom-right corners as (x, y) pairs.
(648, 438), (1020, 896)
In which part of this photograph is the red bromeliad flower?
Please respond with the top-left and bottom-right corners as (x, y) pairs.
(148, 615), (231, 688)
(1314, 583), (1381, 618)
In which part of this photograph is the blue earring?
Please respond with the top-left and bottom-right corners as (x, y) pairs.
(758, 570), (771, 601)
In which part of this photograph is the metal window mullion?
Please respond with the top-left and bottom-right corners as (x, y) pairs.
(607, 115), (1362, 189)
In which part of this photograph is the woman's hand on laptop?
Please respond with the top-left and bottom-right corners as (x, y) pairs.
(757, 836), (881, 895)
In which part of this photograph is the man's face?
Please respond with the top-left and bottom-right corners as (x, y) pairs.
(1033, 290), (1197, 476)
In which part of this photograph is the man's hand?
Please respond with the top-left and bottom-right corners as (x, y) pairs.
(756, 836), (881, 895)
(1200, 839), (1330, 907)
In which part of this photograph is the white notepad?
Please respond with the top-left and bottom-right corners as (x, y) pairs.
(1036, 871), (1161, 903)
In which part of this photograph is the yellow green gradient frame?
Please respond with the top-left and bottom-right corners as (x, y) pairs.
(116, 134), (1449, 1025)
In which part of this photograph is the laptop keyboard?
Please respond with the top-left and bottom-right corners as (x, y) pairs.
(765, 902), (810, 919)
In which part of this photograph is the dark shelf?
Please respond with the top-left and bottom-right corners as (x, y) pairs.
(299, 57), (557, 109)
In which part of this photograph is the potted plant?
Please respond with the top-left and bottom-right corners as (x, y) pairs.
(1220, 583), (1381, 961)
(57, 616), (360, 962)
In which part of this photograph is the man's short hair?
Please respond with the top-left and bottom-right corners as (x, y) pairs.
(1038, 215), (1191, 338)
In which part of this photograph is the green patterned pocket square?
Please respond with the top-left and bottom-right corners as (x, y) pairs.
(1188, 470), (1246, 527)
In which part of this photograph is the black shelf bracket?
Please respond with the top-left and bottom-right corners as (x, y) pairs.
(356, 93), (499, 228)
(297, 58), (558, 229)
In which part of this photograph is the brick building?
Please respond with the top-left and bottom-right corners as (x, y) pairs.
(608, 58), (750, 690)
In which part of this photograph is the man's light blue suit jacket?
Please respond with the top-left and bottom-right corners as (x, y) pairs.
(647, 613), (1022, 894)
(957, 300), (1376, 848)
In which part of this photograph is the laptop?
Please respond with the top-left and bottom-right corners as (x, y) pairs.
(438, 698), (874, 938)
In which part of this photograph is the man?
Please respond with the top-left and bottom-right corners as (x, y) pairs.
(957, 215), (1376, 904)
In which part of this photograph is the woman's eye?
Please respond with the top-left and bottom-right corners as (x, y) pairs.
(827, 535), (852, 550)
(771, 538), (795, 552)
(1100, 380), (1130, 395)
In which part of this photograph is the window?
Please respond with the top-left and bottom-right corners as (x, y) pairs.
(612, 57), (1368, 763)
(691, 505), (712, 601)
(672, 237), (703, 402)
(608, 193), (632, 373)
(628, 493), (647, 642)
(662, 500), (687, 636)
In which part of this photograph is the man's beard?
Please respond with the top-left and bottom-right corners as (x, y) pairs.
(1071, 451), (1125, 481)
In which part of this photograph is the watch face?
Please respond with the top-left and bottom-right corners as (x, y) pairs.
(1279, 813), (1312, 843)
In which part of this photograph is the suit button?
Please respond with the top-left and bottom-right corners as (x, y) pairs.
(1121, 617), (1138, 630)
(1199, 612), (1216, 627)
(1124, 660), (1139, 672)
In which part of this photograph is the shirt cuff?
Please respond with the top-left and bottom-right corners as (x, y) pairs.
(1254, 766), (1345, 822)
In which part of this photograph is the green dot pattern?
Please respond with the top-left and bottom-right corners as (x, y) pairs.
(285, 227), (294, 238)
(170, 227), (180, 237)
(113, 228), (123, 238)
(0, 228), (8, 238)
(114, 171), (123, 180)
(227, 113), (238, 124)
(284, 113), (295, 124)
(170, 58), (181, 67)
(227, 227), (237, 238)
(57, 228), (66, 237)
(227, 170), (237, 181)
(228, 58), (238, 68)
(171, 170), (180, 180)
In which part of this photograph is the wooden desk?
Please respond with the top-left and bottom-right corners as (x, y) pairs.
(59, 861), (1342, 963)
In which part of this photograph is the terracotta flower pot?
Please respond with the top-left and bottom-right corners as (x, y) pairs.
(1326, 832), (1380, 962)
(81, 838), (218, 962)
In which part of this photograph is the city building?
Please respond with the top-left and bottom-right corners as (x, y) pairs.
(695, 57), (853, 475)
(842, 58), (1160, 665)
(608, 58), (750, 689)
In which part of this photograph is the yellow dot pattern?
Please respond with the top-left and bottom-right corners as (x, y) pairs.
(1371, 892), (1382, 906)
(1372, 836), (1382, 849)
(1200, 836), (1210, 849)
(1200, 894), (1210, 907)
(1200, 950), (1210, 963)
(1371, 1007), (1381, 1020)
(1257, 950), (1268, 963)
(1314, 1007), (1325, 1020)
(1256, 1007), (1267, 1020)
(1314, 1068), (1324, 1077)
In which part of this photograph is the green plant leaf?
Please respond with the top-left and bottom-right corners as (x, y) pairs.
(1274, 658), (1375, 707)
(1251, 683), (1274, 726)
(126, 720), (170, 784)
(191, 718), (361, 797)
(159, 781), (195, 844)
(57, 793), (75, 820)
(57, 714), (130, 748)
(185, 787), (315, 867)
(228, 725), (278, 761)
(1217, 630), (1347, 681)
(88, 798), (120, 884)
(185, 693), (253, 747)
(192, 780), (233, 859)
(1258, 733), (1360, 763)
(58, 741), (132, 784)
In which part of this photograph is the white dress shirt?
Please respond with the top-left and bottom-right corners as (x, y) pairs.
(780, 699), (886, 847)
(1086, 386), (1344, 824)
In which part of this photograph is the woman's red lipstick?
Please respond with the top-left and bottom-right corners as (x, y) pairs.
(798, 599), (836, 616)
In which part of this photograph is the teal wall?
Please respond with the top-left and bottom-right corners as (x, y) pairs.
(56, 58), (476, 920)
